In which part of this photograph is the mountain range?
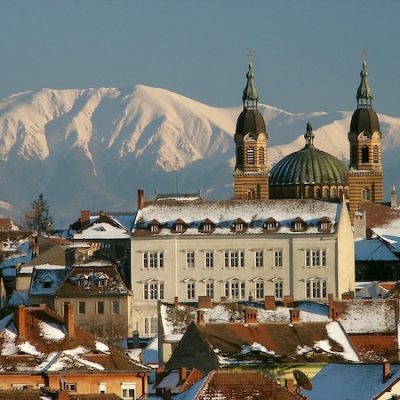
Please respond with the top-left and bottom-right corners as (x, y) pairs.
(0, 84), (399, 227)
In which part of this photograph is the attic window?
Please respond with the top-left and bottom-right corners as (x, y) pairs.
(173, 219), (187, 233)
(291, 218), (307, 232)
(232, 218), (247, 233)
(149, 219), (161, 233)
(77, 278), (87, 286)
(263, 218), (279, 232)
(200, 219), (215, 233)
(98, 279), (107, 287)
(318, 218), (332, 232)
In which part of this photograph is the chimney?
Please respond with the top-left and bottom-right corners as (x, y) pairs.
(179, 367), (188, 384)
(353, 210), (366, 239)
(198, 296), (212, 309)
(197, 309), (205, 325)
(80, 210), (90, 225)
(383, 362), (391, 382)
(64, 302), (75, 337)
(283, 295), (295, 308)
(138, 189), (145, 210)
(289, 309), (300, 324)
(391, 185), (398, 208)
(99, 210), (105, 217)
(174, 296), (179, 308)
(264, 295), (276, 310)
(244, 308), (258, 324)
(14, 305), (26, 339)
(285, 378), (296, 393)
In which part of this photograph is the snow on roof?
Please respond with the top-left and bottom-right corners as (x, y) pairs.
(355, 282), (389, 299)
(73, 222), (130, 240)
(143, 336), (159, 366)
(325, 322), (359, 362)
(39, 321), (66, 342)
(355, 238), (398, 261)
(173, 377), (207, 400)
(134, 199), (340, 236)
(29, 266), (67, 296)
(337, 300), (397, 334)
(303, 363), (400, 400)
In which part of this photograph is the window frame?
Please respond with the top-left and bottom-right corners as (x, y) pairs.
(112, 300), (120, 314)
(255, 250), (264, 268)
(205, 251), (214, 268)
(97, 301), (105, 315)
(78, 301), (86, 315)
(143, 251), (164, 269)
(186, 251), (195, 268)
(144, 281), (165, 300)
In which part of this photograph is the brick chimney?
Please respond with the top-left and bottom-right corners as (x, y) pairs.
(14, 305), (26, 339)
(80, 210), (90, 225)
(179, 367), (188, 384)
(285, 378), (296, 393)
(138, 189), (145, 210)
(244, 308), (258, 324)
(289, 309), (301, 324)
(264, 295), (276, 310)
(283, 295), (295, 308)
(197, 309), (205, 325)
(198, 296), (212, 309)
(174, 296), (179, 308)
(383, 362), (391, 382)
(99, 210), (105, 217)
(64, 302), (75, 337)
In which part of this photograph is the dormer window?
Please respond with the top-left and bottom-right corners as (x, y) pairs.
(77, 278), (87, 286)
(173, 219), (187, 233)
(263, 218), (279, 232)
(98, 279), (107, 287)
(232, 218), (247, 233)
(318, 217), (332, 232)
(149, 219), (161, 233)
(200, 218), (215, 233)
(291, 217), (307, 232)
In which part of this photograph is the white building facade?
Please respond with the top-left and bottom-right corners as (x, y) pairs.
(130, 197), (355, 336)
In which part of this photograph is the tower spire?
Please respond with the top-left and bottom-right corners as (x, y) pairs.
(304, 122), (315, 147)
(242, 56), (259, 110)
(356, 59), (373, 108)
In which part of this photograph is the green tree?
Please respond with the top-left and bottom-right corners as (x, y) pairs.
(24, 193), (53, 234)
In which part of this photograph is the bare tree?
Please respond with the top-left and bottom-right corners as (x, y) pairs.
(23, 193), (53, 234)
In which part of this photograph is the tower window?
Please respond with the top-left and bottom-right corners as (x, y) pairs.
(373, 145), (379, 163)
(259, 147), (265, 164)
(247, 147), (255, 165)
(362, 188), (370, 201)
(361, 145), (369, 163)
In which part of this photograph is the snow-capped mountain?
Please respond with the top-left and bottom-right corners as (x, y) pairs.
(0, 84), (399, 226)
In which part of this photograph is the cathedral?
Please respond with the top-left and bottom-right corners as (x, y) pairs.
(233, 59), (384, 220)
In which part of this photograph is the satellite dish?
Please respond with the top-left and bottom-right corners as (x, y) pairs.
(293, 369), (313, 391)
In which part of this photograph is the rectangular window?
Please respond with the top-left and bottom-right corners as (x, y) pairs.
(187, 282), (196, 300)
(224, 251), (245, 268)
(78, 301), (86, 315)
(11, 384), (28, 390)
(255, 281), (264, 299)
(112, 300), (120, 314)
(143, 251), (164, 269)
(144, 316), (158, 336)
(99, 383), (107, 394)
(144, 282), (164, 300)
(205, 251), (214, 268)
(206, 281), (214, 298)
(305, 249), (327, 267)
(275, 281), (283, 299)
(97, 301), (105, 314)
(305, 280), (327, 299)
(64, 383), (77, 392)
(255, 251), (264, 268)
(121, 383), (136, 400)
(274, 250), (283, 267)
(225, 281), (245, 299)
(186, 251), (195, 268)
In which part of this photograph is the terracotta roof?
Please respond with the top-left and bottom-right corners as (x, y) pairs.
(349, 334), (398, 362)
(0, 390), (42, 400)
(358, 201), (400, 229)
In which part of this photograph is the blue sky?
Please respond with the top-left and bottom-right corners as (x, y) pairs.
(0, 1), (399, 116)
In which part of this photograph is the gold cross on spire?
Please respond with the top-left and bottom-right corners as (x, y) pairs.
(247, 50), (254, 65)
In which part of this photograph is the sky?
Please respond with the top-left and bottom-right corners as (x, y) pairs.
(0, 1), (399, 116)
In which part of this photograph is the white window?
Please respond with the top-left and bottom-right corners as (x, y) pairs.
(206, 281), (214, 298)
(320, 222), (330, 231)
(305, 279), (327, 299)
(112, 300), (120, 314)
(205, 251), (214, 268)
(150, 224), (159, 232)
(255, 281), (264, 299)
(247, 147), (255, 165)
(305, 249), (327, 267)
(144, 282), (164, 300)
(203, 223), (213, 232)
(225, 281), (245, 300)
(143, 251), (164, 269)
(11, 384), (28, 390)
(274, 250), (283, 267)
(176, 224), (185, 232)
(186, 251), (195, 268)
(294, 222), (303, 230)
(121, 383), (136, 400)
(144, 316), (158, 336)
(187, 281), (196, 300)
(235, 223), (244, 232)
(275, 280), (283, 299)
(64, 383), (77, 392)
(224, 251), (245, 268)
(255, 251), (264, 268)
(99, 383), (107, 394)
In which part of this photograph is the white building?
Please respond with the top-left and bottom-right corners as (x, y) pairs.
(130, 193), (354, 336)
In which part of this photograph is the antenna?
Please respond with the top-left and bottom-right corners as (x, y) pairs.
(293, 369), (312, 391)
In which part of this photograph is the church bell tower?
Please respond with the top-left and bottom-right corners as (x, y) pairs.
(348, 59), (384, 218)
(233, 61), (269, 200)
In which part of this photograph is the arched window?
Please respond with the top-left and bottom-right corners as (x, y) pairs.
(322, 187), (328, 198)
(330, 186), (337, 198)
(259, 147), (265, 164)
(315, 187), (321, 198)
(304, 186), (310, 198)
(247, 147), (255, 165)
(361, 145), (369, 163)
(247, 189), (256, 200)
(373, 145), (379, 163)
(351, 145), (358, 164)
(362, 188), (370, 201)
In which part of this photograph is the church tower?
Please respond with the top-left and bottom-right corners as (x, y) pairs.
(348, 60), (384, 218)
(233, 61), (269, 200)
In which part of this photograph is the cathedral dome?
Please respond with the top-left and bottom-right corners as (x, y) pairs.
(270, 124), (347, 187)
(235, 109), (266, 135)
(350, 107), (380, 134)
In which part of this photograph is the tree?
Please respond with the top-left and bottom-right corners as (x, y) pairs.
(23, 193), (53, 234)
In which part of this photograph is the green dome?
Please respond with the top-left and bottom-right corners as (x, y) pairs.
(270, 128), (348, 186)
